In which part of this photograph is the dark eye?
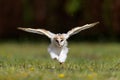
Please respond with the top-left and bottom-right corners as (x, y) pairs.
(61, 40), (63, 42)
(55, 40), (59, 43)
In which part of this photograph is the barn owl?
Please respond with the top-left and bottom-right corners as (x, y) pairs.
(18, 22), (99, 64)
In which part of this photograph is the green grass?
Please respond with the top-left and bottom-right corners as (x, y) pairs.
(0, 42), (120, 80)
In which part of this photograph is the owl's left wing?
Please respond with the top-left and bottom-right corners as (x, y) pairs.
(65, 22), (99, 39)
(18, 27), (55, 39)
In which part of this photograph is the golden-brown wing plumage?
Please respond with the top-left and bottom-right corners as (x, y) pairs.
(18, 27), (55, 38)
(66, 22), (99, 39)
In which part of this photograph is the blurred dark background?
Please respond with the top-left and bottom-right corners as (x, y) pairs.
(0, 0), (120, 42)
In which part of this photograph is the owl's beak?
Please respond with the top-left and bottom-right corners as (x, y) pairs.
(56, 42), (63, 48)
(58, 44), (62, 48)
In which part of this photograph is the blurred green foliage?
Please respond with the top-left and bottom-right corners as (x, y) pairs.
(23, 0), (34, 24)
(65, 0), (82, 16)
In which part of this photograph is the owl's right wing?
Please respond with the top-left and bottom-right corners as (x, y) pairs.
(18, 27), (55, 39)
(65, 22), (99, 39)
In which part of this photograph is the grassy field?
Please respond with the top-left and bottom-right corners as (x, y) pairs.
(0, 42), (120, 80)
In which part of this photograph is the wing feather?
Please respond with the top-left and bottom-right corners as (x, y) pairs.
(18, 27), (55, 38)
(66, 22), (99, 39)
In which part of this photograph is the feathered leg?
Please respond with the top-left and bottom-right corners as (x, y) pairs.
(58, 47), (68, 64)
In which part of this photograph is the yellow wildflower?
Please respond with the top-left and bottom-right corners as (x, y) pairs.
(88, 72), (97, 80)
(29, 67), (34, 71)
(58, 74), (65, 78)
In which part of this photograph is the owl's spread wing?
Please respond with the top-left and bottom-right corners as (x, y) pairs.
(18, 27), (55, 38)
(65, 22), (99, 39)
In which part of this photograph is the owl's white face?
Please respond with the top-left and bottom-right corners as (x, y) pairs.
(53, 34), (67, 47)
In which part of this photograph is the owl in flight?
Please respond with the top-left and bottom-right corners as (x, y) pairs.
(18, 22), (99, 64)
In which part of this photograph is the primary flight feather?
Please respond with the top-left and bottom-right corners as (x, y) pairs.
(18, 22), (99, 64)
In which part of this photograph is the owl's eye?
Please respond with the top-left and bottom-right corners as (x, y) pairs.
(60, 39), (63, 42)
(55, 40), (59, 43)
